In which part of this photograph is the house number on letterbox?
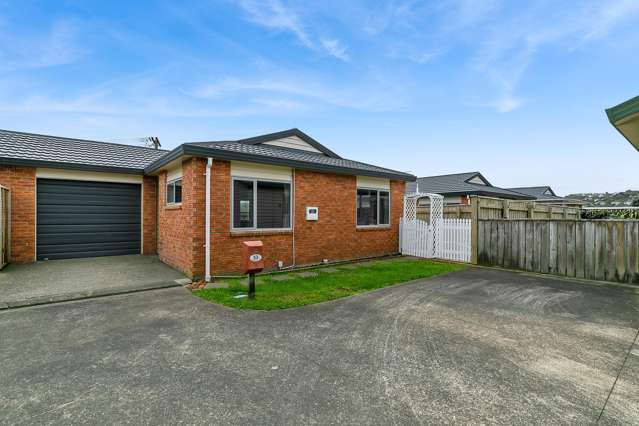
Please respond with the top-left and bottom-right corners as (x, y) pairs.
(249, 253), (262, 262)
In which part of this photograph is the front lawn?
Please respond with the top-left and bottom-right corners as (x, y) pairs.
(193, 257), (466, 310)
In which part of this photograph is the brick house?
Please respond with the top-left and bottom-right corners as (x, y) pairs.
(0, 128), (415, 278)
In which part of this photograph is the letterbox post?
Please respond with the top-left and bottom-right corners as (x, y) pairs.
(241, 241), (264, 299)
(248, 272), (256, 299)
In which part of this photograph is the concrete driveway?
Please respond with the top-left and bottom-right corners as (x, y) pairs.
(0, 255), (188, 308)
(1, 268), (638, 424)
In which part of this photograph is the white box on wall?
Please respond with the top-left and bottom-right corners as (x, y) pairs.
(306, 206), (318, 221)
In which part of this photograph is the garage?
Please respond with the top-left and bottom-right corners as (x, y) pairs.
(36, 179), (141, 260)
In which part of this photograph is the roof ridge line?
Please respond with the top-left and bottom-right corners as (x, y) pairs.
(0, 129), (169, 152)
(416, 171), (479, 179)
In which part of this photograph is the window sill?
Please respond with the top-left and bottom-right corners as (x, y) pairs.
(356, 225), (391, 232)
(165, 204), (182, 210)
(230, 229), (293, 237)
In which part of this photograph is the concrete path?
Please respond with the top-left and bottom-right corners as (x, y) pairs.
(0, 268), (637, 424)
(0, 255), (188, 308)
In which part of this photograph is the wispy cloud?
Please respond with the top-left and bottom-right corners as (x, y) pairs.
(0, 18), (86, 72)
(237, 0), (312, 48)
(483, 95), (524, 113)
(188, 73), (407, 111)
(319, 38), (349, 61)
(324, 0), (639, 112)
(583, 0), (639, 40)
(461, 0), (639, 112)
(235, 0), (351, 61)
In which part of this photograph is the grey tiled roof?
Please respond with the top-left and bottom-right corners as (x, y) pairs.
(406, 172), (534, 199)
(506, 186), (581, 203)
(183, 140), (414, 180)
(0, 128), (415, 180)
(506, 186), (558, 199)
(0, 129), (168, 172)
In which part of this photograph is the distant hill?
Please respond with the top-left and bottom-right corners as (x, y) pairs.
(566, 190), (639, 207)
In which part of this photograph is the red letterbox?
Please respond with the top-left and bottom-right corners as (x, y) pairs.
(242, 241), (264, 274)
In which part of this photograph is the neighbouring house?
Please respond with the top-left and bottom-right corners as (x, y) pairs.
(405, 171), (534, 205)
(606, 95), (639, 151)
(504, 186), (585, 207)
(0, 128), (414, 278)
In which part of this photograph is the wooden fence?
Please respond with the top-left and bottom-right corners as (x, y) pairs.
(477, 219), (639, 284)
(418, 196), (581, 222)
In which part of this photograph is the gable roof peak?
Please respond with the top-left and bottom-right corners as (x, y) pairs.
(236, 128), (342, 159)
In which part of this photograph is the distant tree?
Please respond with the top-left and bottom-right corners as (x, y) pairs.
(633, 198), (639, 207)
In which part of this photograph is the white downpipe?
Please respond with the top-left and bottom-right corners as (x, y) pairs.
(205, 158), (213, 282)
(291, 169), (296, 267)
(279, 169), (296, 271)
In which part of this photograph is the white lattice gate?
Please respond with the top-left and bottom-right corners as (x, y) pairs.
(439, 218), (471, 262)
(400, 193), (471, 262)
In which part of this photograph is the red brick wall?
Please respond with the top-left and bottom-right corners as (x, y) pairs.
(157, 158), (206, 278)
(142, 176), (158, 255)
(293, 170), (403, 266)
(208, 160), (405, 275)
(0, 166), (36, 262)
(210, 160), (294, 274)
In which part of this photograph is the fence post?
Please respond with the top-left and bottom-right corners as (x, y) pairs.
(502, 199), (510, 219)
(471, 196), (479, 264)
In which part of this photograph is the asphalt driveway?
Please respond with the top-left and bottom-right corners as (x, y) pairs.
(0, 255), (188, 308)
(1, 267), (638, 424)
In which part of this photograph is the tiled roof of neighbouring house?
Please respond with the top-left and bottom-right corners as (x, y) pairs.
(405, 172), (534, 199)
(506, 186), (583, 204)
(0, 129), (168, 173)
(505, 186), (560, 200)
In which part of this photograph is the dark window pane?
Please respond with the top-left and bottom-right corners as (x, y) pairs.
(379, 191), (390, 225)
(174, 180), (182, 203)
(233, 180), (254, 228)
(357, 189), (377, 226)
(257, 181), (291, 228)
(166, 182), (175, 204)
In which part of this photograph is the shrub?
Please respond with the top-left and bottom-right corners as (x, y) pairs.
(581, 209), (639, 220)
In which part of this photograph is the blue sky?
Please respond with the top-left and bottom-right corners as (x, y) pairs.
(1, 0), (638, 194)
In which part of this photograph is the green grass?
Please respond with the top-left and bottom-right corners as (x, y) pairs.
(193, 257), (466, 310)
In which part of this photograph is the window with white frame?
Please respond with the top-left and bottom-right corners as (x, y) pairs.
(232, 178), (291, 229)
(166, 178), (182, 204)
(357, 188), (390, 226)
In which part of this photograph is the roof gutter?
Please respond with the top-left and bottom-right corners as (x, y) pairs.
(144, 144), (416, 181)
(606, 96), (639, 151)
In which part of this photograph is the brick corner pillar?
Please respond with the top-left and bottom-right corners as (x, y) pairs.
(142, 175), (158, 255)
(0, 166), (37, 263)
(186, 157), (207, 279)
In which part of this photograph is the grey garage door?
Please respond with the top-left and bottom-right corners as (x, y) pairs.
(37, 179), (141, 260)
